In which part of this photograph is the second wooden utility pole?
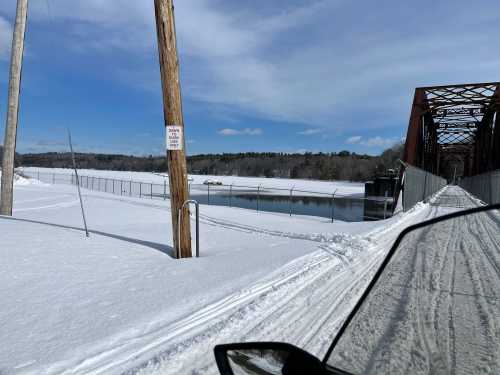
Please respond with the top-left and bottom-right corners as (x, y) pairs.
(0, 0), (28, 216)
(154, 0), (192, 258)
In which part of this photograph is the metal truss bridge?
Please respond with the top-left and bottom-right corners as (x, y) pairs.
(403, 82), (500, 181)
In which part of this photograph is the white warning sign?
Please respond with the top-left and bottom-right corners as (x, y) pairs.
(166, 126), (183, 151)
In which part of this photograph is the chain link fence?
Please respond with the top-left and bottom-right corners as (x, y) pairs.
(459, 169), (500, 205)
(21, 170), (393, 221)
(403, 165), (447, 211)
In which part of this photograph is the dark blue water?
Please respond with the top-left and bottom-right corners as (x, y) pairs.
(188, 193), (365, 222)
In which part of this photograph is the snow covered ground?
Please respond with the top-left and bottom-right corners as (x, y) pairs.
(1, 175), (494, 374)
(20, 167), (365, 197)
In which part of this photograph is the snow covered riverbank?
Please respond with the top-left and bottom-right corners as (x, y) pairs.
(0, 178), (472, 374)
(20, 167), (365, 198)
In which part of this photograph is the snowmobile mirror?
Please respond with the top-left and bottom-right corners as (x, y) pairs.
(214, 342), (329, 375)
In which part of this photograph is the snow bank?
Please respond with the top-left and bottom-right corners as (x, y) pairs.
(0, 170), (47, 186)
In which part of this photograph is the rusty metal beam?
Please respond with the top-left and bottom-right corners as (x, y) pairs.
(403, 88), (427, 167)
(493, 111), (500, 169)
(417, 81), (500, 90)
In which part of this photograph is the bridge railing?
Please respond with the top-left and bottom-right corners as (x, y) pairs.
(459, 169), (500, 205)
(403, 165), (447, 211)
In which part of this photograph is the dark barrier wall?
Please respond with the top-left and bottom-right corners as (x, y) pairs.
(403, 166), (447, 211)
(459, 169), (500, 205)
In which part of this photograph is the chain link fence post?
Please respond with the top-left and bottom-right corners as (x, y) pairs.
(489, 172), (493, 204)
(383, 190), (388, 219)
(331, 189), (337, 223)
(257, 184), (261, 212)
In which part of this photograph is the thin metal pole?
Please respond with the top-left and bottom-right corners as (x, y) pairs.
(151, 182), (153, 199)
(139, 182), (142, 197)
(384, 190), (388, 219)
(130, 180), (132, 196)
(195, 203), (199, 257)
(229, 184), (233, 207)
(68, 129), (89, 237)
(121, 180), (123, 196)
(490, 172), (493, 204)
(112, 179), (115, 194)
(207, 184), (210, 205)
(331, 189), (337, 223)
(257, 184), (261, 212)
(422, 171), (428, 202)
(289, 186), (295, 216)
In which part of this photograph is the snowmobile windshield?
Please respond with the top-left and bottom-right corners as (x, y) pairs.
(325, 206), (500, 375)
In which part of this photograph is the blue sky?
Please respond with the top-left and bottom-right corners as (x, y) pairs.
(0, 0), (499, 156)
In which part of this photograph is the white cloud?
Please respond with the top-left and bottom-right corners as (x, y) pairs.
(298, 128), (324, 136)
(0, 16), (12, 60)
(2, 0), (500, 132)
(361, 136), (399, 148)
(346, 136), (400, 148)
(217, 128), (263, 136)
(346, 135), (362, 144)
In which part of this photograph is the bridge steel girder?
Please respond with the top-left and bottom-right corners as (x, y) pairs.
(402, 82), (500, 180)
(494, 111), (500, 169)
(403, 88), (427, 168)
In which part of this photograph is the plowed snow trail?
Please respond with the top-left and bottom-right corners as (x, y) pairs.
(87, 198), (438, 374)
(327, 186), (500, 375)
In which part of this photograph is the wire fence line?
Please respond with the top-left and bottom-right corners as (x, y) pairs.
(402, 165), (447, 211)
(459, 169), (500, 205)
(21, 170), (393, 221)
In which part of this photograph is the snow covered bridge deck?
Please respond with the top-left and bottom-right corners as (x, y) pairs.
(328, 185), (500, 374)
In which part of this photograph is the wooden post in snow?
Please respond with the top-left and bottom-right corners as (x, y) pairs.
(0, 0), (28, 216)
(154, 0), (192, 258)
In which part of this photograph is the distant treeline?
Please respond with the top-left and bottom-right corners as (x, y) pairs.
(3, 144), (404, 182)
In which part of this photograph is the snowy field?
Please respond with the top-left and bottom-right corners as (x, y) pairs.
(20, 167), (365, 197)
(1, 174), (495, 374)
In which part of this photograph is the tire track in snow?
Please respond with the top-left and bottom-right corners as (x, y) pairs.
(326, 187), (499, 375)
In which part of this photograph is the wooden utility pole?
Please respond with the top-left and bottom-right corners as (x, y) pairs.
(154, 0), (192, 258)
(0, 0), (28, 216)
